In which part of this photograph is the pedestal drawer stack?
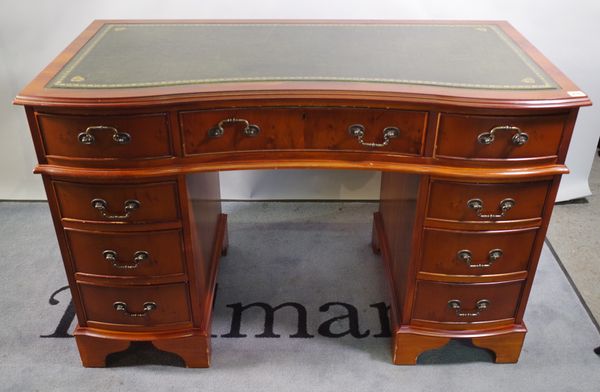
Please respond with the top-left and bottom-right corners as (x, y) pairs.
(380, 110), (572, 364)
(30, 109), (225, 367)
(414, 177), (550, 328)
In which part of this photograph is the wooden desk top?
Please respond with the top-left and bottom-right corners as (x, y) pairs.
(15, 20), (590, 109)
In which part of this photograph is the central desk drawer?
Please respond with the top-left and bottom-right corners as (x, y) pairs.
(304, 108), (426, 154)
(181, 108), (304, 154)
(426, 180), (550, 223)
(53, 181), (180, 224)
(79, 282), (191, 329)
(65, 228), (186, 277)
(180, 107), (426, 155)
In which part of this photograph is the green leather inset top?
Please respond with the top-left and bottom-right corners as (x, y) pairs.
(48, 23), (557, 90)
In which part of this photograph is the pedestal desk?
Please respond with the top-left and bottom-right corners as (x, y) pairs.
(15, 20), (591, 367)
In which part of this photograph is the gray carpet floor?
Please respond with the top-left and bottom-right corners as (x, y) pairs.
(0, 201), (599, 392)
(548, 154), (600, 325)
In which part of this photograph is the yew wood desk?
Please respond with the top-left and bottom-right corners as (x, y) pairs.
(15, 20), (591, 367)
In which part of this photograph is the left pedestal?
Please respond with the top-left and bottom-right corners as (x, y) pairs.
(41, 170), (227, 368)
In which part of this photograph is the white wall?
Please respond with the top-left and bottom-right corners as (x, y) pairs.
(1, 0), (598, 201)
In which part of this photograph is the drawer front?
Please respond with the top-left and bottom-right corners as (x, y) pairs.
(53, 181), (180, 223)
(181, 108), (305, 155)
(180, 107), (426, 155)
(36, 112), (173, 160)
(79, 283), (191, 327)
(66, 228), (185, 277)
(303, 108), (425, 154)
(435, 113), (566, 161)
(426, 180), (550, 223)
(412, 280), (524, 323)
(420, 228), (537, 276)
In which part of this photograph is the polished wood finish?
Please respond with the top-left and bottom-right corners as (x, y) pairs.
(35, 112), (173, 163)
(375, 211), (530, 364)
(74, 327), (212, 367)
(75, 334), (131, 367)
(392, 326), (527, 365)
(71, 213), (227, 367)
(426, 179), (550, 222)
(182, 173), (224, 329)
(152, 333), (211, 368)
(412, 280), (524, 324)
(181, 107), (426, 155)
(181, 108), (305, 154)
(378, 173), (422, 321)
(66, 228), (186, 278)
(393, 331), (450, 365)
(16, 20), (590, 367)
(78, 282), (192, 329)
(419, 227), (537, 277)
(304, 108), (426, 153)
(34, 157), (570, 180)
(434, 113), (567, 162)
(471, 329), (527, 363)
(53, 180), (181, 224)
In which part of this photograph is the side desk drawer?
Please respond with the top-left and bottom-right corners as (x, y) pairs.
(65, 228), (186, 277)
(180, 107), (426, 155)
(53, 181), (180, 224)
(426, 180), (550, 223)
(79, 283), (191, 328)
(412, 280), (524, 324)
(435, 113), (566, 161)
(36, 112), (173, 160)
(420, 227), (538, 276)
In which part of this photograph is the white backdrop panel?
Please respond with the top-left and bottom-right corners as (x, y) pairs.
(1, 0), (598, 201)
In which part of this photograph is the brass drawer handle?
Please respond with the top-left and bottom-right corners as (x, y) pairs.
(208, 118), (260, 138)
(113, 301), (156, 317)
(91, 198), (141, 220)
(348, 124), (400, 147)
(78, 126), (131, 145)
(448, 299), (490, 317)
(477, 125), (529, 146)
(467, 198), (515, 219)
(457, 249), (503, 268)
(103, 250), (149, 269)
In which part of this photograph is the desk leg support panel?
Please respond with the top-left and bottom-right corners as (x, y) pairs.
(74, 329), (212, 368)
(471, 330), (527, 363)
(75, 333), (132, 368)
(152, 333), (211, 368)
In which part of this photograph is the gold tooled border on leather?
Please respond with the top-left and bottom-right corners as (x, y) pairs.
(48, 23), (557, 90)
